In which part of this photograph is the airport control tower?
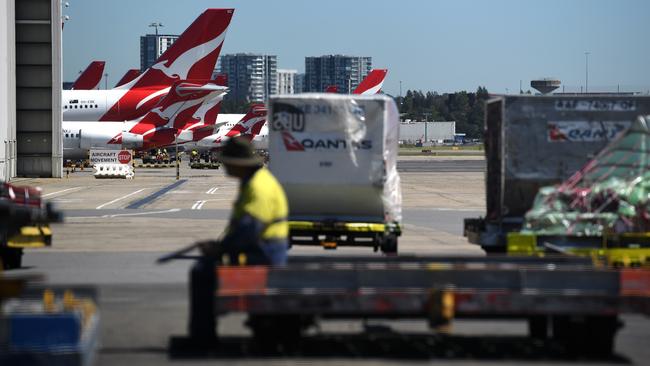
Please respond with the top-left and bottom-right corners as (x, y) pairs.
(531, 78), (561, 94)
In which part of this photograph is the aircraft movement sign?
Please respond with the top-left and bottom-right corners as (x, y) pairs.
(90, 150), (133, 165)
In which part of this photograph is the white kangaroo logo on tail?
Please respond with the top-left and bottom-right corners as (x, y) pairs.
(152, 32), (227, 81)
(115, 31), (227, 91)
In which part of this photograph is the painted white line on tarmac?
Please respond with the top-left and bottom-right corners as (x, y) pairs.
(191, 200), (205, 210)
(190, 199), (226, 209)
(206, 187), (219, 194)
(42, 186), (83, 197)
(68, 208), (182, 219)
(192, 198), (231, 210)
(96, 189), (146, 210)
(101, 208), (181, 218)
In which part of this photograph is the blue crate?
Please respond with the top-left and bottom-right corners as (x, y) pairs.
(0, 314), (99, 366)
(9, 313), (81, 350)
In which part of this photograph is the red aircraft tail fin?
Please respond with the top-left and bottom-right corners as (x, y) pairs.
(226, 104), (267, 137)
(353, 69), (388, 95)
(114, 69), (141, 88)
(71, 61), (105, 90)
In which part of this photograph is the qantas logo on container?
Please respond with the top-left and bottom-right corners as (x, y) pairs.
(281, 132), (305, 151)
(281, 132), (372, 152)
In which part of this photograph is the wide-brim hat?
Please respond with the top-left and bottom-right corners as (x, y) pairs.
(217, 136), (263, 166)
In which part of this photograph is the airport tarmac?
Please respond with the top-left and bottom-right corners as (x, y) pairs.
(12, 156), (650, 365)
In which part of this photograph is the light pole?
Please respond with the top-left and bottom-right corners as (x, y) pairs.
(175, 133), (179, 180)
(585, 51), (590, 93)
(399, 80), (403, 110)
(4, 140), (8, 182)
(149, 22), (163, 36)
(104, 73), (108, 89)
(422, 112), (432, 145)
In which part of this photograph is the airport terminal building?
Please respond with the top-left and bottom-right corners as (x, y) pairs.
(399, 121), (456, 144)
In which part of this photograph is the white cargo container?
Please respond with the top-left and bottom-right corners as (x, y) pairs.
(269, 94), (402, 253)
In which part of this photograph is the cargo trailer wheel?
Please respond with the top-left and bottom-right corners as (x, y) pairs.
(380, 234), (398, 254)
(247, 315), (311, 348)
(552, 315), (620, 356)
(481, 245), (507, 254)
(0, 247), (23, 270)
(528, 316), (549, 339)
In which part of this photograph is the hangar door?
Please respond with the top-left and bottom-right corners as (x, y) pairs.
(15, 0), (62, 177)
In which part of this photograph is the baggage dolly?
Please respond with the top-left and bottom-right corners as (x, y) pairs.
(167, 251), (650, 357)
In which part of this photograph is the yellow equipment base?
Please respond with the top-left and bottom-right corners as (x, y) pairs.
(507, 232), (650, 268)
(7, 225), (52, 248)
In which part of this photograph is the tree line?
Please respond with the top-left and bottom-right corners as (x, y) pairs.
(221, 86), (490, 139)
(395, 87), (489, 139)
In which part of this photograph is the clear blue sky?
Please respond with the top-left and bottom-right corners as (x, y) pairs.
(62, 0), (650, 95)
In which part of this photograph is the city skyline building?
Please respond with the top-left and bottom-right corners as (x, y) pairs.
(304, 55), (372, 93)
(277, 69), (297, 94)
(139, 34), (179, 71)
(217, 53), (277, 103)
(294, 73), (305, 94)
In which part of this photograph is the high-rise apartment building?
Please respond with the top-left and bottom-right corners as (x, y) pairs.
(304, 55), (372, 93)
(277, 69), (297, 94)
(294, 73), (305, 94)
(139, 34), (179, 71)
(217, 53), (277, 103)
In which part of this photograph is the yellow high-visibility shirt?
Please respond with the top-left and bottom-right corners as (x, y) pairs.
(232, 167), (288, 240)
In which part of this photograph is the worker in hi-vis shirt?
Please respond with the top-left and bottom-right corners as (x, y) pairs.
(189, 136), (289, 341)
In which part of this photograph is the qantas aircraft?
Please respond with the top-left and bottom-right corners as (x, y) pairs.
(352, 69), (388, 95)
(191, 104), (265, 149)
(114, 69), (141, 88)
(62, 8), (234, 121)
(63, 59), (386, 158)
(63, 80), (227, 159)
(71, 61), (105, 90)
(322, 69), (388, 95)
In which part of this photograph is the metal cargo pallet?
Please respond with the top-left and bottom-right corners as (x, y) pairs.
(179, 255), (650, 356)
(213, 260), (650, 317)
